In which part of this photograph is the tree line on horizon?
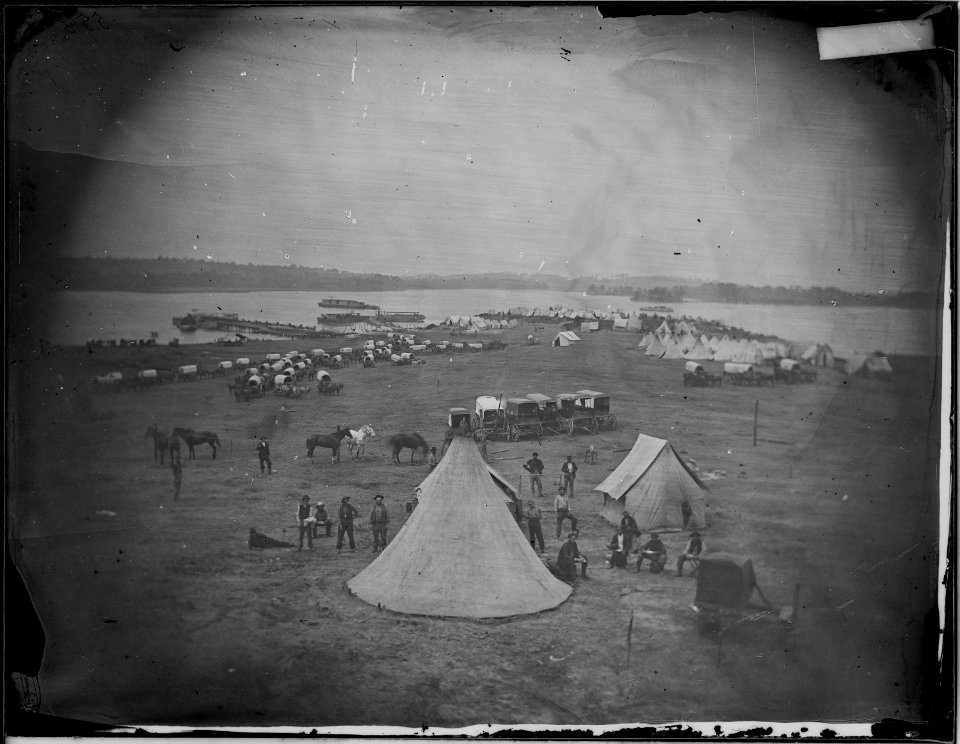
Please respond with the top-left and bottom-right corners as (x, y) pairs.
(25, 256), (936, 307)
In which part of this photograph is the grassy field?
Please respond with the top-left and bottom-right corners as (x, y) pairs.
(8, 324), (943, 729)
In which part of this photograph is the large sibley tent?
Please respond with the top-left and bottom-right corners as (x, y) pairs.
(595, 433), (708, 531)
(347, 437), (572, 618)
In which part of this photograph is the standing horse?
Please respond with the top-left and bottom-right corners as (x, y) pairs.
(172, 427), (221, 459)
(346, 424), (376, 460)
(306, 426), (350, 463)
(145, 424), (170, 465)
(389, 433), (429, 465)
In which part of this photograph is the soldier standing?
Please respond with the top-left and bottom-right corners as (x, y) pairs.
(370, 494), (390, 552)
(337, 495), (360, 553)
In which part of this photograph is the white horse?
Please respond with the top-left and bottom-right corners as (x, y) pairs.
(346, 424), (376, 460)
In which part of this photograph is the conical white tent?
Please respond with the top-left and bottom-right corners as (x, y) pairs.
(683, 339), (713, 360)
(638, 331), (655, 348)
(655, 320), (672, 340)
(644, 335), (666, 357)
(595, 433), (708, 531)
(661, 336), (686, 359)
(347, 438), (572, 618)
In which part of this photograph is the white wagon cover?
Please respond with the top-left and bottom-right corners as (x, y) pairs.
(347, 438), (571, 618)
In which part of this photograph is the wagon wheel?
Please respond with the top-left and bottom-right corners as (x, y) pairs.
(567, 418), (575, 436)
(510, 424), (521, 442)
(606, 414), (618, 430)
(588, 418), (599, 434)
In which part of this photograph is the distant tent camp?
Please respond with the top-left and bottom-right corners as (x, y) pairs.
(626, 314), (645, 332)
(613, 316), (629, 330)
(595, 433), (708, 531)
(552, 331), (581, 347)
(579, 321), (599, 333)
(347, 438), (572, 618)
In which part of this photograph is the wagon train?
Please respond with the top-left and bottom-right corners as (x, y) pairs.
(684, 361), (723, 387)
(556, 390), (617, 435)
(502, 398), (544, 441)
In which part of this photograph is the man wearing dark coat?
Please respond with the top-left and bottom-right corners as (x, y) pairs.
(337, 495), (360, 552)
(636, 532), (668, 573)
(620, 510), (641, 553)
(557, 532), (588, 583)
(370, 494), (390, 552)
(313, 501), (332, 538)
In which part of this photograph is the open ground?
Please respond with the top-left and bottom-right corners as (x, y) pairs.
(8, 323), (942, 728)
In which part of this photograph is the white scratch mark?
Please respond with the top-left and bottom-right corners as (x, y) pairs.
(240, 71), (247, 77)
(351, 57), (356, 84)
(441, 81), (447, 96)
(420, 81), (426, 96)
(227, 172), (237, 180)
(751, 12), (761, 136)
(537, 259), (546, 272)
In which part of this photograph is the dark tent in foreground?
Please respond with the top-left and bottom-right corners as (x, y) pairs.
(347, 437), (572, 618)
(595, 433), (708, 531)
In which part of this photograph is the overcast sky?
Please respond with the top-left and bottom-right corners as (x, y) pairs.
(8, 5), (948, 291)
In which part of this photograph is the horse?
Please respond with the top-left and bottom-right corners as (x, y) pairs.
(145, 424), (170, 465)
(172, 427), (221, 459)
(389, 433), (429, 465)
(306, 426), (350, 463)
(346, 424), (376, 460)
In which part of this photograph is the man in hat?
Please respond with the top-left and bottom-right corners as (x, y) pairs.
(427, 447), (439, 470)
(296, 494), (314, 551)
(370, 494), (390, 552)
(553, 485), (578, 540)
(523, 451), (544, 498)
(337, 495), (360, 553)
(556, 531), (588, 583)
(525, 499), (545, 553)
(560, 455), (578, 497)
(313, 501), (331, 538)
(677, 531), (704, 576)
(607, 526), (628, 569)
(256, 436), (272, 475)
(636, 532), (668, 573)
(620, 510), (641, 554)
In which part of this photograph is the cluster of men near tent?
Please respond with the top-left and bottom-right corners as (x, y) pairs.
(250, 493), (390, 553)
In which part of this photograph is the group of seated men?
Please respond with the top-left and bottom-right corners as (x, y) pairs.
(607, 510), (703, 575)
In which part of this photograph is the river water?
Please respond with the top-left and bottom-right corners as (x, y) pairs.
(33, 289), (940, 355)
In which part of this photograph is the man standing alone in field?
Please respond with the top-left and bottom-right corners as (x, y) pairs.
(370, 494), (390, 552)
(171, 453), (182, 501)
(523, 451), (544, 498)
(560, 455), (578, 497)
(337, 495), (360, 553)
(257, 436), (272, 475)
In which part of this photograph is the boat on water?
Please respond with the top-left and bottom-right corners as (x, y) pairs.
(317, 298), (379, 311)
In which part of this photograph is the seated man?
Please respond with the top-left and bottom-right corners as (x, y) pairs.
(313, 502), (332, 538)
(607, 526), (628, 569)
(677, 531), (704, 576)
(556, 531), (588, 583)
(635, 532), (668, 573)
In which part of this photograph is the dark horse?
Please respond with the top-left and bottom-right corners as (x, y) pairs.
(173, 427), (221, 459)
(306, 426), (350, 463)
(389, 433), (429, 465)
(145, 424), (170, 465)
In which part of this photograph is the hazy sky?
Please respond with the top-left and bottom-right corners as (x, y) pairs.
(8, 5), (948, 291)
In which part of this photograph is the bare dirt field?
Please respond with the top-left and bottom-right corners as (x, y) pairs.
(7, 324), (944, 730)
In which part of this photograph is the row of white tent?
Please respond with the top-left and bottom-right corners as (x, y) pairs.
(640, 331), (797, 364)
(444, 316), (519, 330)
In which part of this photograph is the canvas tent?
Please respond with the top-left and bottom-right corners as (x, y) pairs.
(613, 316), (629, 330)
(347, 438), (572, 618)
(595, 433), (707, 531)
(552, 331), (581, 347)
(644, 335), (666, 357)
(683, 339), (712, 360)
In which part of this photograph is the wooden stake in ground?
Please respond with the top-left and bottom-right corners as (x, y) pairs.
(626, 609), (634, 670)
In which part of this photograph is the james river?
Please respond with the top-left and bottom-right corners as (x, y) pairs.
(35, 288), (941, 356)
